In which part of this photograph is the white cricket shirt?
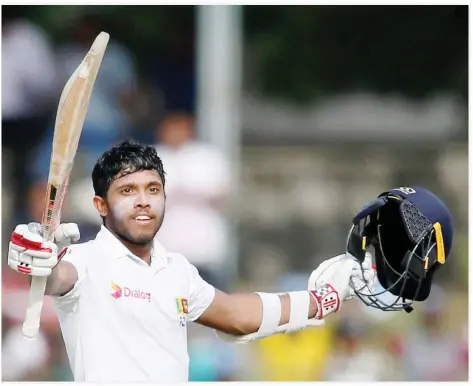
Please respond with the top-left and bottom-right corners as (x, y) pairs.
(52, 225), (216, 382)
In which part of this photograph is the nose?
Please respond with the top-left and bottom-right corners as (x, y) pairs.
(134, 190), (151, 208)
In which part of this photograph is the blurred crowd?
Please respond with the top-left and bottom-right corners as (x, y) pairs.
(2, 6), (468, 382)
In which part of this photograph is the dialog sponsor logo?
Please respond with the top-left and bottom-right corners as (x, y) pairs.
(111, 282), (151, 302)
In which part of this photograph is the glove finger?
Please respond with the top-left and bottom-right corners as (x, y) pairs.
(339, 260), (359, 299)
(18, 254), (33, 265)
(350, 263), (365, 279)
(347, 253), (371, 279)
(12, 224), (29, 236)
(361, 252), (373, 270)
(24, 250), (55, 259)
(8, 260), (31, 275)
(7, 259), (18, 271)
(11, 229), (53, 253)
(8, 247), (20, 262)
(351, 266), (377, 294)
(23, 241), (57, 259)
(358, 255), (377, 288)
(32, 257), (58, 268)
(27, 222), (43, 237)
(351, 275), (368, 292)
(9, 242), (26, 253)
(367, 269), (378, 292)
(55, 223), (80, 245)
(9, 258), (53, 276)
(11, 238), (51, 254)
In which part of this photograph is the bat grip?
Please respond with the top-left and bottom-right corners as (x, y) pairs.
(22, 276), (48, 339)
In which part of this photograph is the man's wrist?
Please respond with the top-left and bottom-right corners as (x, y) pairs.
(308, 291), (318, 318)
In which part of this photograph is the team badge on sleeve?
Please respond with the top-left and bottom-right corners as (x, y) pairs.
(175, 297), (189, 315)
(175, 297), (188, 327)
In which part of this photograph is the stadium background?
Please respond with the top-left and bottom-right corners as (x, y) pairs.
(1, 5), (468, 381)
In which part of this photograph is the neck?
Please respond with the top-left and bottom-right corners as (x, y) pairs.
(121, 239), (153, 265)
(106, 226), (153, 265)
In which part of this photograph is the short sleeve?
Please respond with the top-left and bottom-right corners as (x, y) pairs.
(186, 262), (216, 322)
(52, 245), (87, 312)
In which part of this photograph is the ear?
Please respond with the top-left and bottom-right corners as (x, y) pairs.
(93, 196), (109, 218)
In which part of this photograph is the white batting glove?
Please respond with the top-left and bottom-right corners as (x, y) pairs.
(8, 223), (80, 277)
(350, 251), (377, 296)
(308, 252), (376, 320)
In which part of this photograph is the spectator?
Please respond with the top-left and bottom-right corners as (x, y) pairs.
(154, 112), (232, 290)
(2, 7), (57, 214)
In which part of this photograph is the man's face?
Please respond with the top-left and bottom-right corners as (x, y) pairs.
(96, 170), (166, 246)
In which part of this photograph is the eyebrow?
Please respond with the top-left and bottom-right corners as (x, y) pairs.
(115, 180), (163, 190)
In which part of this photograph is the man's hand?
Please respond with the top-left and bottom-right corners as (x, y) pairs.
(8, 223), (80, 277)
(350, 252), (377, 296)
(308, 252), (376, 320)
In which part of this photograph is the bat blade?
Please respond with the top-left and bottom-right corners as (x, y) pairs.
(22, 32), (110, 339)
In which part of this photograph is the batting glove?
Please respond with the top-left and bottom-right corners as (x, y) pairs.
(308, 252), (375, 320)
(8, 222), (80, 277)
(349, 251), (377, 296)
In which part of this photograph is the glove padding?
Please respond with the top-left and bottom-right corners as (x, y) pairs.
(308, 252), (376, 319)
(8, 222), (80, 277)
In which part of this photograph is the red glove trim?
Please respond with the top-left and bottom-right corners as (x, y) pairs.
(11, 232), (53, 253)
(53, 248), (68, 269)
(310, 284), (341, 320)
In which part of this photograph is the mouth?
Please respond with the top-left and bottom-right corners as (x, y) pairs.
(132, 214), (154, 224)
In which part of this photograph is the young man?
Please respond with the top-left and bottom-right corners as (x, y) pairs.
(8, 141), (373, 382)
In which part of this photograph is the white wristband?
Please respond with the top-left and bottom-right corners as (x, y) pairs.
(215, 291), (323, 344)
(286, 291), (311, 333)
(255, 292), (282, 337)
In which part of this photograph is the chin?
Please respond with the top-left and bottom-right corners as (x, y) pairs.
(132, 230), (157, 245)
(127, 237), (152, 246)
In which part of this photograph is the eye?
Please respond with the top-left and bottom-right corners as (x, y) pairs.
(149, 187), (160, 193)
(121, 188), (133, 194)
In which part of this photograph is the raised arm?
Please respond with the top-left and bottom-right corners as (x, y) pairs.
(8, 223), (81, 296)
(43, 260), (78, 296)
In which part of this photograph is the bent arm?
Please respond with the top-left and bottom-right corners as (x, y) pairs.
(28, 260), (78, 297)
(196, 289), (318, 336)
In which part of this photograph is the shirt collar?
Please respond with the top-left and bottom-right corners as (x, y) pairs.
(95, 225), (168, 269)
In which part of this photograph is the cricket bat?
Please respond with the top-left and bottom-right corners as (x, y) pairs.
(22, 32), (110, 338)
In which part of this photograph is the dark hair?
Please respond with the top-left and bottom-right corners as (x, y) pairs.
(92, 140), (166, 198)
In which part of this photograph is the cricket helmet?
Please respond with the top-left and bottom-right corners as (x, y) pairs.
(346, 186), (453, 313)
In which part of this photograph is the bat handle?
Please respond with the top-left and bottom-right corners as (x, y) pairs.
(22, 276), (48, 339)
